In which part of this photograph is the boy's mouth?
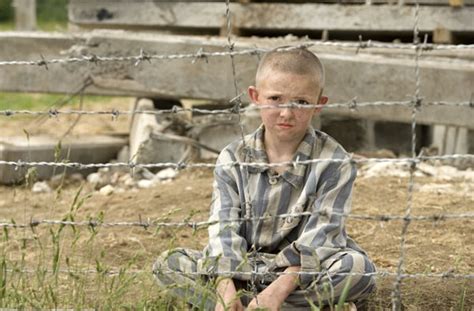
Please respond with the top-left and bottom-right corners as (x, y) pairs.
(277, 123), (293, 129)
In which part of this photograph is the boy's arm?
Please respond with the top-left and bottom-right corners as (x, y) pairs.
(215, 278), (244, 311)
(247, 266), (301, 310)
(202, 150), (250, 277)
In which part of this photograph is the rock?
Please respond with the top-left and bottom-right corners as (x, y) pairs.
(87, 172), (102, 184)
(49, 174), (65, 188)
(137, 179), (155, 189)
(87, 172), (106, 189)
(155, 168), (178, 180)
(32, 181), (52, 193)
(70, 173), (84, 183)
(99, 185), (115, 196)
(140, 168), (156, 180)
(120, 174), (136, 187)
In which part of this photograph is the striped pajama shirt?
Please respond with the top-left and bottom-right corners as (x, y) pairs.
(153, 125), (376, 309)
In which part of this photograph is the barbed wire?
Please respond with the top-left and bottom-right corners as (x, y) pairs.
(392, 4), (423, 309)
(6, 267), (474, 280)
(1, 100), (473, 118)
(0, 154), (472, 170)
(0, 212), (473, 230)
(0, 40), (473, 67)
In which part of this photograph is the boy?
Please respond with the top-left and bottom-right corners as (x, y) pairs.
(153, 47), (376, 310)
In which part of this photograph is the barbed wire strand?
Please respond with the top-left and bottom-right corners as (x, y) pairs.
(0, 211), (473, 230)
(1, 100), (473, 118)
(0, 154), (473, 170)
(392, 4), (422, 309)
(5, 267), (474, 280)
(0, 41), (473, 67)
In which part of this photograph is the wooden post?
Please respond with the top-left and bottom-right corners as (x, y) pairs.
(13, 0), (36, 31)
(449, 0), (464, 7)
(433, 27), (454, 44)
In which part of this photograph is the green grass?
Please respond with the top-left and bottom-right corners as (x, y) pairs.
(0, 92), (118, 111)
(0, 20), (67, 32)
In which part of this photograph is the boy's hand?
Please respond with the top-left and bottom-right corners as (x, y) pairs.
(247, 290), (282, 310)
(247, 266), (301, 311)
(215, 278), (244, 311)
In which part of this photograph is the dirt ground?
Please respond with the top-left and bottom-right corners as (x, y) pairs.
(0, 99), (472, 309)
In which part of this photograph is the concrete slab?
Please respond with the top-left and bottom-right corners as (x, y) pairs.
(0, 135), (127, 184)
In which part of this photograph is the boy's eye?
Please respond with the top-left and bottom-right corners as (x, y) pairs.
(268, 96), (280, 102)
(295, 99), (310, 106)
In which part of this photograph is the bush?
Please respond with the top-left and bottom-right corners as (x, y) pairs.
(0, 0), (67, 23)
(0, 0), (13, 22)
(37, 0), (67, 22)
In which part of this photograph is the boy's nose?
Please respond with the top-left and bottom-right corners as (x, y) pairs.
(279, 106), (293, 118)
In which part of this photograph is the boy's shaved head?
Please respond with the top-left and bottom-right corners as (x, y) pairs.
(255, 47), (325, 90)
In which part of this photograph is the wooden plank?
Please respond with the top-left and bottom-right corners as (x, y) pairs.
(433, 27), (454, 43)
(68, 2), (474, 33)
(0, 31), (473, 128)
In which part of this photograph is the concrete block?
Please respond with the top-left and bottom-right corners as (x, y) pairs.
(129, 98), (189, 167)
(0, 135), (127, 184)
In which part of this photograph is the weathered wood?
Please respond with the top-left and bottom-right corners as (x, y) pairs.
(0, 31), (473, 128)
(433, 27), (454, 44)
(449, 0), (464, 6)
(68, 2), (474, 33)
(13, 0), (36, 31)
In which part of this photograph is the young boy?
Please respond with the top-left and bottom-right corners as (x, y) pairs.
(153, 47), (376, 310)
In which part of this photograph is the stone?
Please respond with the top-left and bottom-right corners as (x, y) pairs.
(99, 185), (115, 196)
(32, 181), (51, 193)
(137, 179), (155, 189)
(87, 172), (103, 185)
(155, 168), (178, 181)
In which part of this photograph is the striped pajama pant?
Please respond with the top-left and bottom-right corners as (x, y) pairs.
(153, 248), (376, 310)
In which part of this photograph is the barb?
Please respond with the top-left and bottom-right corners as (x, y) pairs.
(0, 42), (473, 67)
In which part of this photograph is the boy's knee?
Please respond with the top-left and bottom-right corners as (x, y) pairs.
(344, 252), (376, 298)
(153, 248), (185, 274)
(329, 252), (376, 299)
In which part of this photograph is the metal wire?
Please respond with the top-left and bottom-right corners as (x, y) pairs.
(0, 41), (473, 67)
(0, 212), (473, 230)
(0, 154), (472, 170)
(1, 100), (472, 117)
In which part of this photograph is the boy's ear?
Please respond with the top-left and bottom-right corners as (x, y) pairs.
(315, 96), (328, 112)
(248, 86), (259, 103)
(319, 96), (328, 106)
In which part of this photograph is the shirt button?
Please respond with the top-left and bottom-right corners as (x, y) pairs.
(269, 177), (278, 185)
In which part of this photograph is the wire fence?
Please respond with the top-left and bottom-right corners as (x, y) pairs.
(0, 0), (473, 310)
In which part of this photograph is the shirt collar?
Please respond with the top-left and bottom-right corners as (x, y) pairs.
(246, 125), (316, 188)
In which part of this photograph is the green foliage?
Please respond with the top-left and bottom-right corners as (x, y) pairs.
(0, 92), (118, 110)
(0, 0), (67, 29)
(36, 0), (67, 23)
(0, 0), (13, 22)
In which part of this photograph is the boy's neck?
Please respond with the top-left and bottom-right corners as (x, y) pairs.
(264, 133), (303, 174)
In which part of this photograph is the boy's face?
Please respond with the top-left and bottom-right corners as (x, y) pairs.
(248, 70), (328, 144)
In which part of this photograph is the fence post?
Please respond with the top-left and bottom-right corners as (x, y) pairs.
(13, 0), (36, 31)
